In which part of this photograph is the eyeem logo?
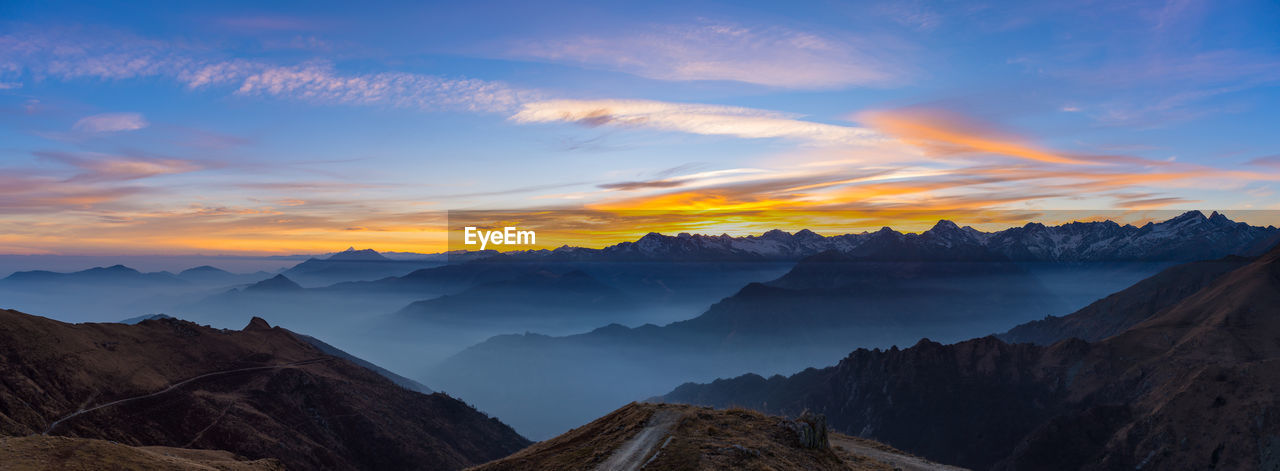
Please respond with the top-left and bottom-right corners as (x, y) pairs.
(463, 226), (536, 250)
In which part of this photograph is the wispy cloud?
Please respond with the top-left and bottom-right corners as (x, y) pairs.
(0, 173), (146, 214)
(512, 99), (882, 146)
(572, 104), (1280, 213)
(510, 22), (907, 89)
(857, 108), (1100, 165)
(35, 151), (203, 182)
(1, 28), (527, 112)
(1245, 154), (1280, 168)
(234, 62), (523, 111)
(72, 112), (149, 133)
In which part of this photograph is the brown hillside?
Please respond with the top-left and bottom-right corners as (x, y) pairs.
(0, 435), (283, 471)
(0, 309), (530, 470)
(470, 402), (959, 471)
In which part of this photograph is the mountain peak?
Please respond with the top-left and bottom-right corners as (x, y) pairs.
(761, 229), (791, 240)
(94, 264), (140, 274)
(326, 247), (389, 261)
(243, 316), (272, 331)
(244, 274), (302, 291)
(794, 228), (820, 239)
(929, 219), (961, 232)
(179, 265), (231, 276)
(1169, 210), (1207, 223)
(1207, 211), (1233, 225)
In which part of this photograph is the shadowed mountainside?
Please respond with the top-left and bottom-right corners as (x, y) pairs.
(999, 254), (1252, 344)
(0, 435), (284, 471)
(0, 309), (529, 471)
(660, 242), (1280, 470)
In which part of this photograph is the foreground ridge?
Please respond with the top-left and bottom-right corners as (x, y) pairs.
(469, 402), (962, 471)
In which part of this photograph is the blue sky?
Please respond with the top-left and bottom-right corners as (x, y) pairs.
(1, 0), (1278, 254)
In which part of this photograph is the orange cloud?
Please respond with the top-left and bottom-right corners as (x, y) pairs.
(858, 108), (1099, 165)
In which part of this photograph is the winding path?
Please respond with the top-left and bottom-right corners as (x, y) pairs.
(593, 408), (681, 471)
(43, 358), (331, 435)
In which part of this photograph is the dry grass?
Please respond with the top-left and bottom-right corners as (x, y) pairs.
(470, 402), (935, 471)
(0, 435), (282, 471)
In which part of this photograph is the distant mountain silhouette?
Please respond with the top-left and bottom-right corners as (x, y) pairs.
(118, 313), (174, 324)
(243, 273), (303, 292)
(177, 265), (272, 285)
(328, 254), (551, 296)
(497, 211), (1277, 263)
(0, 309), (528, 470)
(429, 228), (1062, 439)
(2, 264), (186, 287)
(660, 241), (1280, 469)
(393, 270), (633, 326)
(328, 247), (392, 261)
(280, 248), (443, 286)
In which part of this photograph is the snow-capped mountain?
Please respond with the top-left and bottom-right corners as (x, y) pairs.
(508, 211), (1278, 262)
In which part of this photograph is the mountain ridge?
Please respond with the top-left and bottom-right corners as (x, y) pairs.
(0, 308), (530, 470)
(658, 241), (1280, 469)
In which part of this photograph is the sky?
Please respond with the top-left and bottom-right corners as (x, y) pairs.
(1, 0), (1279, 255)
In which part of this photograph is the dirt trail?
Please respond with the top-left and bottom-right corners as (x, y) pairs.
(44, 358), (331, 435)
(831, 435), (968, 471)
(592, 408), (681, 471)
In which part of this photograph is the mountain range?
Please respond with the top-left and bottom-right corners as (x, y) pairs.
(504, 211), (1278, 263)
(658, 240), (1280, 470)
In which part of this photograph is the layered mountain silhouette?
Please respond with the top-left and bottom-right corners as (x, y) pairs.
(177, 265), (274, 285)
(0, 264), (272, 321)
(243, 273), (304, 292)
(428, 221), (1074, 438)
(0, 309), (528, 470)
(999, 254), (1252, 345)
(281, 247), (443, 286)
(393, 269), (633, 327)
(2, 264), (188, 287)
(659, 241), (1280, 469)
(501, 211), (1276, 263)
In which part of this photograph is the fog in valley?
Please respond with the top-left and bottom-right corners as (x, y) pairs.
(0, 246), (1171, 440)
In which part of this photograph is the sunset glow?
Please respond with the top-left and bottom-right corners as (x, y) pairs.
(2, 1), (1278, 255)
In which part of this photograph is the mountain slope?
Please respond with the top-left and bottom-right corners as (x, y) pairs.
(0, 309), (529, 470)
(999, 255), (1252, 344)
(661, 242), (1280, 469)
(468, 403), (948, 471)
(0, 435), (284, 471)
(292, 331), (433, 394)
